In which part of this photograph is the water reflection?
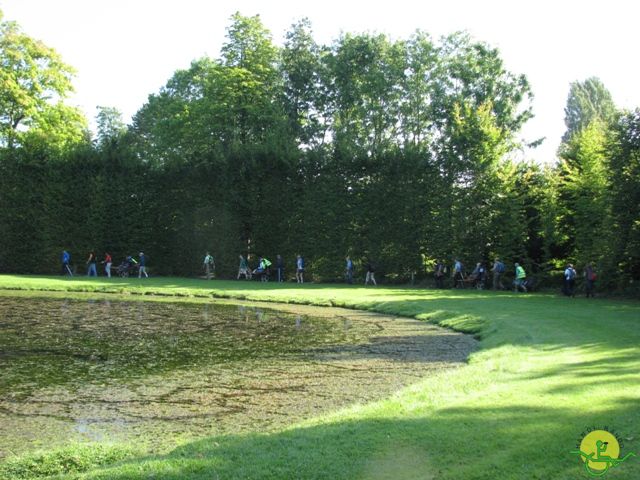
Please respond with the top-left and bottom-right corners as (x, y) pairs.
(0, 296), (476, 458)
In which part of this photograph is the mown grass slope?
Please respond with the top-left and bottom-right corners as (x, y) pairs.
(0, 275), (638, 479)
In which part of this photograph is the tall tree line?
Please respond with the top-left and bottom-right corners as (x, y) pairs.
(0, 12), (639, 292)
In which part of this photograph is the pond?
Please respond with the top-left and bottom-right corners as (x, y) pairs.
(0, 295), (476, 458)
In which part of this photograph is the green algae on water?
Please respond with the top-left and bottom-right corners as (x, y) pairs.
(0, 296), (475, 459)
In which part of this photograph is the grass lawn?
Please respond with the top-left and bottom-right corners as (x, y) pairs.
(0, 275), (639, 479)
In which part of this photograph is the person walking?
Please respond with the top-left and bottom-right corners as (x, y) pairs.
(103, 252), (112, 278)
(514, 262), (527, 292)
(452, 258), (464, 288)
(203, 252), (214, 280)
(434, 260), (445, 288)
(491, 258), (505, 290)
(563, 263), (577, 297)
(345, 256), (354, 284)
(138, 252), (149, 278)
(472, 262), (486, 289)
(61, 250), (73, 276)
(584, 263), (597, 298)
(365, 261), (377, 286)
(261, 256), (272, 282)
(86, 252), (97, 277)
(296, 255), (304, 284)
(238, 255), (251, 280)
(276, 254), (284, 282)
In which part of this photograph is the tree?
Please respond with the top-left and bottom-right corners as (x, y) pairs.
(399, 31), (438, 150)
(281, 18), (332, 150)
(427, 33), (532, 267)
(330, 33), (405, 159)
(0, 9), (87, 151)
(219, 13), (287, 148)
(562, 77), (616, 142)
(0, 16), (546, 287)
(556, 121), (610, 270)
(608, 109), (640, 285)
(95, 106), (127, 146)
(221, 12), (278, 75)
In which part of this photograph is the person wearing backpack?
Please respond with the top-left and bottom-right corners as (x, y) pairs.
(491, 258), (505, 290)
(563, 263), (577, 297)
(584, 263), (597, 298)
(262, 257), (272, 282)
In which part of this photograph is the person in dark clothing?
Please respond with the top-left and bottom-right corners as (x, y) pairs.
(276, 255), (285, 282)
(365, 261), (377, 286)
(453, 258), (464, 289)
(434, 260), (445, 288)
(584, 263), (597, 298)
(138, 252), (148, 278)
(117, 255), (137, 277)
(86, 252), (97, 277)
(563, 264), (577, 297)
(471, 262), (486, 289)
(491, 258), (505, 290)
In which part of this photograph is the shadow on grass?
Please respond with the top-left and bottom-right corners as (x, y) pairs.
(515, 346), (640, 395)
(78, 400), (640, 480)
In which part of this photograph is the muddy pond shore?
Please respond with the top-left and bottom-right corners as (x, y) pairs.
(0, 294), (476, 458)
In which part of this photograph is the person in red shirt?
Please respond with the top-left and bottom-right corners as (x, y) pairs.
(103, 253), (112, 278)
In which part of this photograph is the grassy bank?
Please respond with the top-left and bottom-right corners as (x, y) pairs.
(1, 275), (639, 479)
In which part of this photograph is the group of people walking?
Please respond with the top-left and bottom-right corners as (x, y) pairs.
(562, 263), (597, 298)
(434, 258), (512, 290)
(234, 254), (281, 282)
(234, 254), (313, 284)
(345, 256), (377, 285)
(434, 257), (597, 296)
(64, 247), (597, 295)
(61, 250), (148, 278)
(231, 254), (376, 285)
(434, 257), (528, 292)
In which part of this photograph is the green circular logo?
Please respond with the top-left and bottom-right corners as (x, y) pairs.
(571, 428), (636, 477)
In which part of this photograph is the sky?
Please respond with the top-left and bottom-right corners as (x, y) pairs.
(2, 0), (639, 163)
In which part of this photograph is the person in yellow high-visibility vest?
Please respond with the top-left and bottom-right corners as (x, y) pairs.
(514, 263), (527, 292)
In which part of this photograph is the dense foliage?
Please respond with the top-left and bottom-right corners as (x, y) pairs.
(0, 12), (638, 292)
